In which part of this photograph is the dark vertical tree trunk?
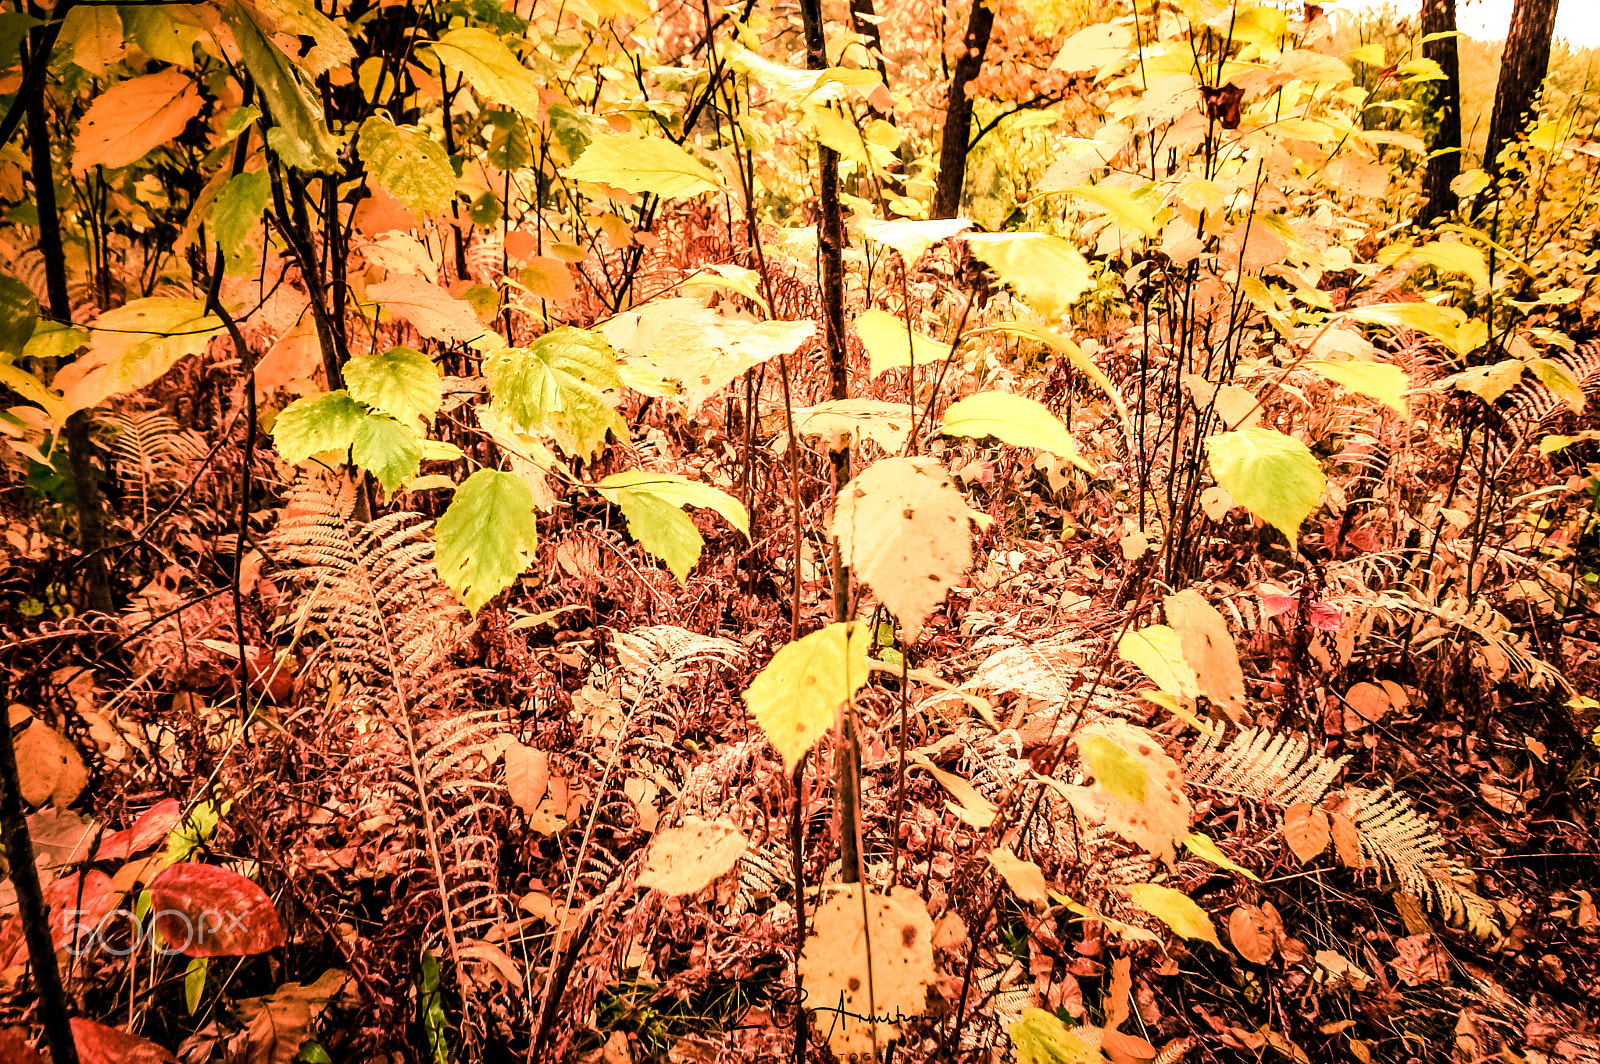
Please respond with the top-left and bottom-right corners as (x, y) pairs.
(1421, 0), (1462, 222)
(1483, 0), (1560, 177)
(931, 0), (995, 219)
(27, 28), (112, 614)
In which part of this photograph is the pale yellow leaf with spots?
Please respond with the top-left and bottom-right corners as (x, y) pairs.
(636, 816), (748, 895)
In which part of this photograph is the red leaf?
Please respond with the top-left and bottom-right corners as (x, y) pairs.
(47, 870), (116, 954)
(1308, 601), (1343, 631)
(0, 1027), (43, 1064)
(147, 864), (285, 957)
(70, 1018), (177, 1064)
(98, 799), (182, 861)
(1259, 593), (1298, 616)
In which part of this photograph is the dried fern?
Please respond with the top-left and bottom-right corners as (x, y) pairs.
(269, 477), (510, 1035)
(1186, 728), (1497, 936)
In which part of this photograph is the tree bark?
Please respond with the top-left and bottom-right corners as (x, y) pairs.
(27, 27), (112, 614)
(1483, 0), (1560, 177)
(1421, 0), (1462, 222)
(931, 0), (995, 219)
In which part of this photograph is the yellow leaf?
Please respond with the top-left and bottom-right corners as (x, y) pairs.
(1408, 240), (1489, 289)
(1450, 359), (1525, 403)
(985, 321), (1130, 430)
(1306, 359), (1410, 418)
(1163, 589), (1246, 720)
(854, 308), (952, 378)
(72, 68), (203, 173)
(831, 457), (979, 638)
(744, 623), (870, 770)
(964, 233), (1093, 319)
(1060, 183), (1159, 237)
(562, 132), (722, 197)
(1077, 720), (1190, 864)
(988, 846), (1049, 902)
(941, 390), (1096, 473)
(636, 816), (748, 895)
(1128, 883), (1223, 949)
(859, 217), (973, 263)
(1530, 358), (1586, 414)
(53, 298), (223, 417)
(1185, 831), (1261, 881)
(1118, 625), (1199, 701)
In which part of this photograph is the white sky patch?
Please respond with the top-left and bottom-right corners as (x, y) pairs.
(1330, 0), (1600, 48)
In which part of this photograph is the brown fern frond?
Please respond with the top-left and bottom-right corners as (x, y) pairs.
(1345, 785), (1500, 938)
(1185, 727), (1349, 807)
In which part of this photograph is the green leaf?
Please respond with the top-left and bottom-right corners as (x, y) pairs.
(986, 320), (1130, 428)
(1079, 734), (1148, 804)
(964, 233), (1093, 319)
(744, 622), (871, 770)
(357, 116), (456, 217)
(854, 308), (952, 378)
(184, 957), (207, 1015)
(1128, 882), (1224, 949)
(1118, 624), (1199, 701)
(596, 470), (750, 581)
(1306, 358), (1410, 417)
(1184, 831), (1261, 881)
(1530, 358), (1586, 414)
(1061, 182), (1159, 237)
(212, 170), (271, 274)
(485, 326), (627, 460)
(941, 391), (1096, 473)
(0, 363), (67, 423)
(53, 298), (224, 417)
(119, 6), (202, 68)
(271, 390), (365, 464)
(0, 271), (39, 359)
(223, 0), (339, 171)
(1408, 240), (1489, 289)
(430, 28), (543, 118)
(24, 321), (88, 363)
(351, 415), (422, 493)
(1009, 1009), (1103, 1064)
(561, 132), (722, 197)
(343, 346), (441, 424)
(1205, 427), (1325, 549)
(435, 468), (538, 613)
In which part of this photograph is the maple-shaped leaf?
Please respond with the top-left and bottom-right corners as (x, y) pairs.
(561, 132), (722, 197)
(53, 299), (223, 417)
(435, 468), (538, 613)
(72, 68), (203, 173)
(357, 116), (455, 217)
(830, 456), (979, 639)
(486, 326), (627, 460)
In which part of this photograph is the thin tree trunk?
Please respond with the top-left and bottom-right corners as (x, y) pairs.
(931, 0), (995, 219)
(1483, 0), (1560, 177)
(1421, 0), (1462, 221)
(27, 29), (112, 613)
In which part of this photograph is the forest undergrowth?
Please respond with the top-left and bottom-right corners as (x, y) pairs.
(1, 0), (1600, 1062)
